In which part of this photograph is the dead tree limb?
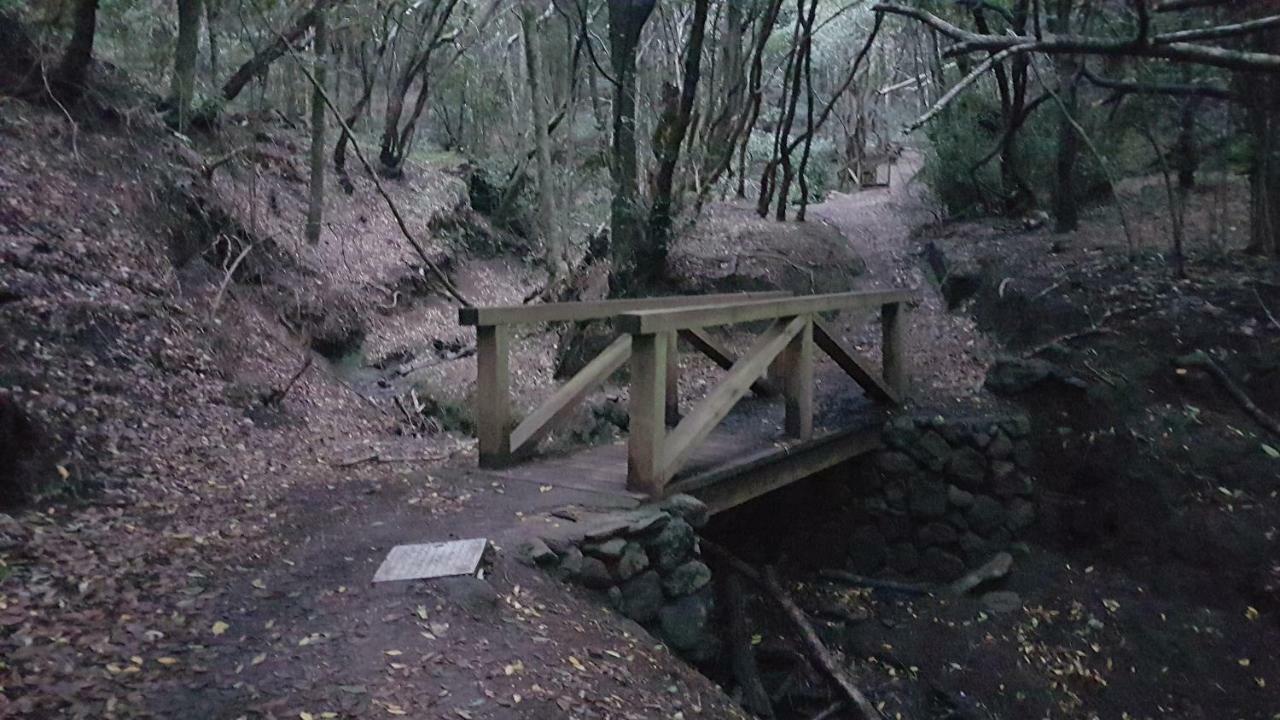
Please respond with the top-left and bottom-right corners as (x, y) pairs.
(722, 572), (775, 718)
(701, 541), (881, 720)
(1175, 350), (1280, 440)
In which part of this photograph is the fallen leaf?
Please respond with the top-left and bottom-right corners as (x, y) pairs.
(211, 621), (230, 636)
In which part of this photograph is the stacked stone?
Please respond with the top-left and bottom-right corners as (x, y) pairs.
(543, 495), (718, 662)
(848, 414), (1036, 582)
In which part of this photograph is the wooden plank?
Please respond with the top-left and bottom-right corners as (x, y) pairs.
(627, 333), (668, 496)
(458, 291), (791, 327)
(616, 288), (918, 334)
(778, 317), (814, 440)
(664, 331), (680, 425)
(509, 334), (632, 455)
(661, 316), (806, 483)
(881, 301), (908, 397)
(679, 327), (779, 397)
(672, 428), (882, 514)
(812, 318), (898, 404)
(476, 325), (512, 468)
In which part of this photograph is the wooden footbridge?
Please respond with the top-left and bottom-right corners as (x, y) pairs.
(458, 289), (915, 513)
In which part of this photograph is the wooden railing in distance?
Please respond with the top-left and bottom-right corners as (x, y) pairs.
(615, 288), (916, 496)
(459, 292), (790, 468)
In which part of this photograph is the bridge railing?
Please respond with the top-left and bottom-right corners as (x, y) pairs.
(459, 292), (790, 468)
(614, 289), (915, 495)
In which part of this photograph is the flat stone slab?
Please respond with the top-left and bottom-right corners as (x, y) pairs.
(373, 538), (488, 583)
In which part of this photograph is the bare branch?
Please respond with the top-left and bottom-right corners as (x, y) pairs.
(1080, 66), (1237, 101)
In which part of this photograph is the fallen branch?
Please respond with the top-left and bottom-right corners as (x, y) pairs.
(702, 541), (881, 720)
(818, 569), (933, 596)
(263, 355), (313, 406)
(209, 241), (253, 319)
(1175, 350), (1280, 440)
(202, 145), (252, 180)
(944, 552), (1012, 596)
(722, 572), (775, 718)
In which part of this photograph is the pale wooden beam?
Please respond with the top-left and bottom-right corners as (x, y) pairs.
(881, 301), (908, 397)
(779, 316), (814, 440)
(475, 324), (512, 468)
(616, 288), (917, 334)
(509, 334), (632, 456)
(678, 327), (779, 397)
(665, 331), (680, 426)
(812, 319), (898, 404)
(662, 316), (806, 482)
(627, 332), (668, 496)
(459, 291), (791, 326)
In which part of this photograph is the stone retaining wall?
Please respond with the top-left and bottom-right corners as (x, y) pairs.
(526, 495), (719, 662)
(847, 414), (1037, 582)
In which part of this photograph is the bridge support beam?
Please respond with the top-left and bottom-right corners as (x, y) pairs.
(628, 332), (668, 496)
(778, 317), (814, 440)
(476, 324), (512, 468)
(881, 301), (908, 397)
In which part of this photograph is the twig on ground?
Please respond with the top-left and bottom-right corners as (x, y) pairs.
(209, 240), (254, 318)
(263, 355), (313, 406)
(202, 145), (252, 180)
(818, 568), (933, 596)
(811, 701), (845, 720)
(1175, 350), (1280, 440)
(1255, 289), (1280, 332)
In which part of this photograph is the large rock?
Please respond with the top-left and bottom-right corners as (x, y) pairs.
(557, 546), (584, 579)
(883, 415), (921, 450)
(959, 532), (991, 566)
(618, 571), (664, 622)
(986, 432), (1014, 461)
(578, 556), (614, 589)
(659, 495), (709, 529)
(616, 542), (650, 580)
(947, 485), (975, 508)
(918, 522), (958, 547)
(910, 431), (952, 472)
(658, 590), (715, 653)
(876, 451), (917, 477)
(966, 495), (1006, 536)
(877, 513), (913, 541)
(647, 518), (697, 571)
(662, 560), (712, 597)
(584, 537), (627, 560)
(516, 537), (558, 567)
(848, 526), (887, 574)
(908, 480), (948, 519)
(946, 446), (988, 488)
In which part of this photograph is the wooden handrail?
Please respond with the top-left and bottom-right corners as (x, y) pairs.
(615, 288), (917, 334)
(622, 288), (916, 494)
(459, 291), (791, 327)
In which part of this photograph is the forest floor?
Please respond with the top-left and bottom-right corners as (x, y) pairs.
(2, 91), (1279, 720)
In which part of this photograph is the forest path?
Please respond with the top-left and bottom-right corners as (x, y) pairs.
(808, 153), (993, 400)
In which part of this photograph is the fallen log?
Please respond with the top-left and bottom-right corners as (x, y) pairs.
(702, 540), (882, 720)
(721, 572), (775, 718)
(1175, 350), (1280, 441)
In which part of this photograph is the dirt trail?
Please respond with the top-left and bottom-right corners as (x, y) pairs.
(808, 153), (993, 401)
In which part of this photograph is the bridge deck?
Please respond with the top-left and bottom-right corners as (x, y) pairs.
(470, 420), (882, 515)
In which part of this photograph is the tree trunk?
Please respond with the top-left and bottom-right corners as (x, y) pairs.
(647, 0), (710, 261)
(606, 0), (657, 297)
(206, 0), (220, 83)
(773, 0), (817, 221)
(1050, 0), (1079, 233)
(171, 0), (203, 132)
(756, 2), (803, 217)
(521, 0), (565, 280)
(55, 0), (100, 96)
(305, 6), (328, 244)
(222, 0), (328, 104)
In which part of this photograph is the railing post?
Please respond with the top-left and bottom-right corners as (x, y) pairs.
(881, 301), (908, 398)
(665, 331), (680, 426)
(628, 332), (667, 496)
(779, 315), (814, 440)
(475, 324), (511, 468)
